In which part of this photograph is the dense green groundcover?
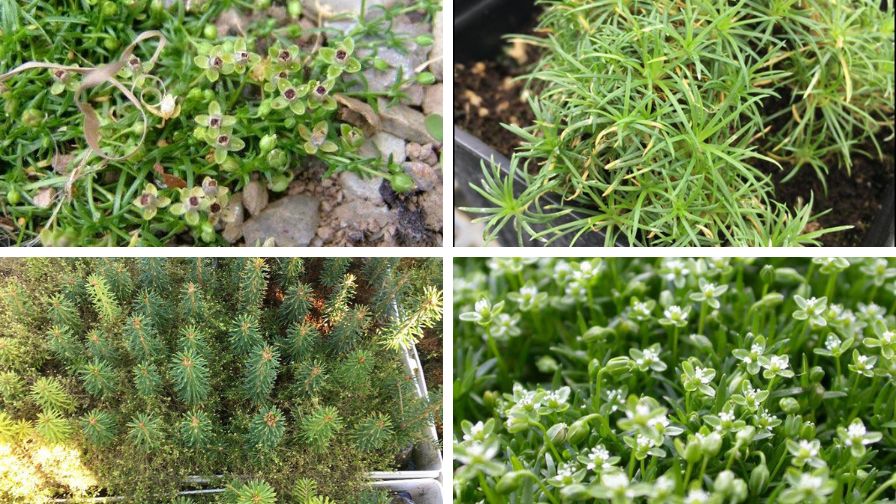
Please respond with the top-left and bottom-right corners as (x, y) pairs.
(454, 257), (896, 503)
(0, 0), (440, 246)
(465, 0), (894, 246)
(0, 257), (442, 502)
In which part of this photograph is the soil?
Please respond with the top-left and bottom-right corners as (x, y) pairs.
(763, 154), (895, 246)
(455, 21), (894, 246)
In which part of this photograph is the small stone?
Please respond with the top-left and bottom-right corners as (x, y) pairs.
(359, 139), (379, 159)
(340, 171), (385, 203)
(378, 99), (437, 144)
(423, 83), (442, 115)
(402, 162), (441, 192)
(243, 180), (269, 216)
(406, 142), (422, 160)
(241, 195), (320, 246)
(222, 193), (245, 243)
(371, 131), (407, 163)
(303, 0), (396, 17)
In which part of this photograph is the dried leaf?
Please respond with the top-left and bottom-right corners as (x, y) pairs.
(153, 163), (186, 189)
(335, 94), (381, 133)
(33, 188), (56, 209)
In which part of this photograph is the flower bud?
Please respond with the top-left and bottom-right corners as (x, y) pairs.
(760, 264), (775, 285)
(22, 108), (43, 128)
(287, 0), (302, 18)
(588, 358), (601, 378)
(604, 356), (633, 376)
(259, 134), (277, 153)
(714, 470), (736, 494)
(7, 188), (21, 205)
(258, 99), (272, 117)
(547, 423), (567, 444)
(679, 437), (703, 463)
(203, 24), (218, 40)
(496, 471), (527, 494)
(749, 463), (769, 494)
(616, 318), (639, 335)
(220, 158), (239, 173)
(567, 418), (591, 446)
(536, 356), (558, 374)
(506, 415), (531, 434)
(559, 484), (589, 500)
(483, 390), (499, 409)
(701, 432), (722, 457)
(779, 397), (800, 414)
(415, 35), (434, 46)
(389, 173), (415, 193)
(799, 421), (816, 440)
(809, 366), (825, 384)
(266, 148), (288, 169)
(582, 326), (613, 343)
(101, 1), (118, 16)
(783, 415), (802, 438)
(415, 72), (436, 85)
(269, 173), (292, 193)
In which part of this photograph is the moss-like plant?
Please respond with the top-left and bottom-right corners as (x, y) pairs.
(321, 258), (352, 290)
(86, 274), (121, 324)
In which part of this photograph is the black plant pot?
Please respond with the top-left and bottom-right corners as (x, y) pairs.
(454, 0), (896, 247)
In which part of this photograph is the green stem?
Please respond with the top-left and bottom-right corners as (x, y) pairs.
(478, 473), (502, 504)
(672, 326), (680, 363)
(698, 302), (708, 335)
(863, 474), (896, 504)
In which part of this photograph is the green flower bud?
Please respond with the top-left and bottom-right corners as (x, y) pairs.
(760, 264), (775, 285)
(749, 463), (769, 494)
(809, 366), (825, 384)
(269, 173), (292, 193)
(389, 173), (415, 193)
(415, 72), (436, 85)
(259, 134), (277, 154)
(714, 470), (736, 494)
(799, 421), (816, 440)
(254, 0), (272, 9)
(266, 148), (288, 169)
(186, 88), (203, 101)
(779, 397), (800, 414)
(101, 1), (118, 16)
(683, 438), (703, 463)
(701, 432), (722, 457)
(483, 390), (499, 409)
(547, 423), (567, 444)
(23, 108), (43, 128)
(220, 157), (240, 173)
(783, 415), (802, 438)
(203, 24), (218, 40)
(7, 188), (21, 205)
(567, 418), (591, 446)
(103, 37), (120, 51)
(202, 89), (215, 102)
(199, 221), (215, 243)
(604, 356), (633, 376)
(287, 0), (302, 18)
(496, 471), (527, 494)
(506, 415), (531, 434)
(582, 326), (613, 343)
(373, 58), (389, 71)
(536, 355), (558, 374)
(258, 99), (272, 117)
(617, 318), (639, 335)
(415, 35), (434, 46)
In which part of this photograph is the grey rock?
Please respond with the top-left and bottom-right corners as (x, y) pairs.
(358, 139), (379, 159)
(423, 83), (442, 116)
(303, 0), (396, 17)
(357, 16), (431, 106)
(372, 131), (407, 163)
(378, 98), (437, 144)
(402, 161), (441, 192)
(241, 195), (320, 246)
(222, 193), (245, 243)
(430, 11), (443, 77)
(340, 171), (385, 203)
(243, 180), (269, 217)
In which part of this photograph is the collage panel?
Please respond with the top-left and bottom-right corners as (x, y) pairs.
(453, 257), (896, 502)
(454, 0), (895, 247)
(0, 257), (444, 502)
(0, 1), (443, 247)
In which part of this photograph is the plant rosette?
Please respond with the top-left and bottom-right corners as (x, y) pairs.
(454, 257), (896, 504)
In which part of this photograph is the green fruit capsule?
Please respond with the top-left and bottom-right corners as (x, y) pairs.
(415, 72), (436, 85)
(389, 173), (414, 193)
(414, 35), (434, 47)
(7, 188), (21, 205)
(22, 108), (43, 127)
(203, 24), (218, 40)
(101, 1), (118, 16)
(496, 471), (527, 494)
(103, 37), (120, 51)
(287, 0), (302, 18)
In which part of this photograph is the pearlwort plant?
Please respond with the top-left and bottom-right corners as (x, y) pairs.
(454, 257), (896, 503)
(464, 0), (893, 246)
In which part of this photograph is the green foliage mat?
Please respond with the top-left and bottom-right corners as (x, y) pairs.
(454, 257), (896, 503)
(0, 0), (440, 246)
(0, 257), (442, 502)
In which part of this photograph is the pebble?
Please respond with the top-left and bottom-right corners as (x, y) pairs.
(378, 99), (437, 144)
(241, 195), (320, 246)
(242, 180), (269, 216)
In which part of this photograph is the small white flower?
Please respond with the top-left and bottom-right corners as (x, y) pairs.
(685, 488), (710, 504)
(602, 471), (629, 491)
(694, 366), (713, 384)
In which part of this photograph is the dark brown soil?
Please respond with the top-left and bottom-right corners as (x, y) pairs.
(454, 56), (537, 158)
(763, 154), (895, 246)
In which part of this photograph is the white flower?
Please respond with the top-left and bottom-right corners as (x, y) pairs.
(694, 366), (713, 384)
(586, 444), (613, 471)
(825, 334), (841, 351)
(664, 305), (687, 322)
(685, 488), (710, 504)
(463, 421), (485, 442)
(602, 471), (629, 491)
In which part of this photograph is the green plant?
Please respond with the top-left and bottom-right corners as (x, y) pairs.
(235, 480), (277, 504)
(179, 407), (213, 450)
(454, 257), (896, 503)
(249, 405), (285, 451)
(79, 359), (117, 399)
(352, 413), (394, 452)
(35, 409), (72, 444)
(300, 406), (343, 452)
(0, 2), (440, 246)
(229, 313), (264, 356)
(126, 412), (164, 452)
(80, 409), (117, 447)
(133, 361), (162, 398)
(244, 343), (280, 405)
(170, 349), (211, 406)
(30, 377), (75, 413)
(464, 0), (890, 247)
